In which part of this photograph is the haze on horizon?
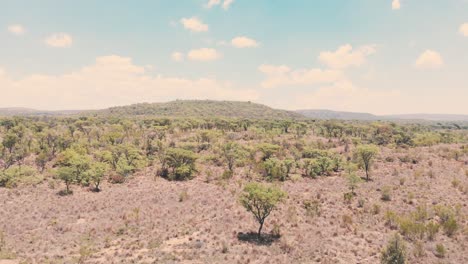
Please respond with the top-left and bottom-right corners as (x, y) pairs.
(1, 0), (467, 115)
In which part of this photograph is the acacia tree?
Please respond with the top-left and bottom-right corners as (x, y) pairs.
(355, 144), (379, 181)
(381, 234), (406, 264)
(240, 182), (286, 239)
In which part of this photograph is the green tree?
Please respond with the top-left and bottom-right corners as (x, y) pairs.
(355, 144), (379, 181)
(163, 148), (197, 181)
(89, 161), (109, 192)
(222, 142), (244, 173)
(55, 148), (92, 194)
(240, 182), (286, 239)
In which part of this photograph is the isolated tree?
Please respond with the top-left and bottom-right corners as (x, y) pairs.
(355, 144), (379, 181)
(240, 182), (286, 239)
(381, 234), (406, 264)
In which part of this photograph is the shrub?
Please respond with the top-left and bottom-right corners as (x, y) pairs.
(426, 222), (439, 240)
(303, 199), (321, 217)
(398, 217), (426, 240)
(435, 244), (446, 258)
(381, 186), (392, 201)
(162, 148), (197, 181)
(381, 234), (406, 264)
(442, 216), (458, 237)
(240, 182), (286, 239)
(263, 158), (287, 181)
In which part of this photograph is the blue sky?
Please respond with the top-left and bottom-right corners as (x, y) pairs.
(1, 0), (467, 114)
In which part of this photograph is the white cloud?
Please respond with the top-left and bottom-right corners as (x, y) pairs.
(222, 0), (235, 10)
(7, 24), (26, 35)
(231, 36), (259, 48)
(171, 52), (184, 62)
(44, 33), (73, 48)
(459, 23), (468, 36)
(205, 0), (235, 10)
(392, 0), (401, 10)
(188, 48), (221, 61)
(258, 64), (343, 88)
(180, 17), (208, 32)
(295, 81), (401, 114)
(318, 44), (376, 69)
(206, 0), (221, 8)
(415, 50), (444, 69)
(0, 55), (258, 110)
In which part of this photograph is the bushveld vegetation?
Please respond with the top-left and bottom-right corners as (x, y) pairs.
(0, 111), (467, 263)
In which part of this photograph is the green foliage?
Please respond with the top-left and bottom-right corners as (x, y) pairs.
(256, 143), (281, 161)
(240, 182), (286, 238)
(435, 244), (446, 258)
(381, 234), (406, 264)
(263, 158), (288, 181)
(0, 166), (39, 188)
(162, 148), (197, 181)
(347, 172), (362, 194)
(355, 144), (379, 181)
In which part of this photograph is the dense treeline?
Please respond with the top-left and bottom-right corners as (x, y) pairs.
(0, 116), (466, 192)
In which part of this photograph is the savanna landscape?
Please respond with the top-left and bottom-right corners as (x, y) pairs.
(2, 1), (468, 263)
(0, 101), (466, 263)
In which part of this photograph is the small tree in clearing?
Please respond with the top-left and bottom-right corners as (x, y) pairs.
(355, 144), (379, 181)
(240, 182), (286, 239)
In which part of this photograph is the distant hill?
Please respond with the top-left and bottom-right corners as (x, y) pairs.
(296, 109), (380, 120)
(297, 109), (468, 121)
(0, 107), (83, 117)
(95, 100), (302, 119)
(385, 114), (468, 121)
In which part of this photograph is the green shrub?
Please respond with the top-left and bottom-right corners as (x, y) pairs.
(435, 244), (446, 258)
(381, 234), (406, 264)
(162, 148), (197, 181)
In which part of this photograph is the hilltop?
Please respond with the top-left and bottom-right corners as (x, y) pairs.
(95, 100), (302, 119)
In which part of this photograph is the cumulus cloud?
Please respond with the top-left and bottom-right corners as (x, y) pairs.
(171, 52), (184, 62)
(415, 50), (444, 69)
(188, 48), (221, 61)
(231, 36), (259, 48)
(258, 64), (343, 88)
(0, 55), (258, 110)
(459, 23), (468, 37)
(44, 33), (73, 48)
(318, 44), (376, 69)
(392, 0), (401, 10)
(7, 24), (26, 35)
(205, 0), (235, 10)
(180, 17), (208, 32)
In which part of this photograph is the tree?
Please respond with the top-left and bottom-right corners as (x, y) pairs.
(381, 234), (406, 264)
(222, 142), (244, 173)
(355, 144), (379, 181)
(163, 148), (197, 181)
(240, 182), (286, 239)
(89, 161), (109, 192)
(55, 148), (92, 194)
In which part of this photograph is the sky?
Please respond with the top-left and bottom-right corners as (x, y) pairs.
(0, 0), (467, 115)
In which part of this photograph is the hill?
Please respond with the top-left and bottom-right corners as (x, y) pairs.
(296, 109), (379, 120)
(297, 109), (468, 121)
(96, 100), (302, 119)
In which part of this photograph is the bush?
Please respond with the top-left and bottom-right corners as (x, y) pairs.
(435, 244), (446, 258)
(381, 234), (406, 264)
(381, 186), (392, 201)
(162, 148), (197, 181)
